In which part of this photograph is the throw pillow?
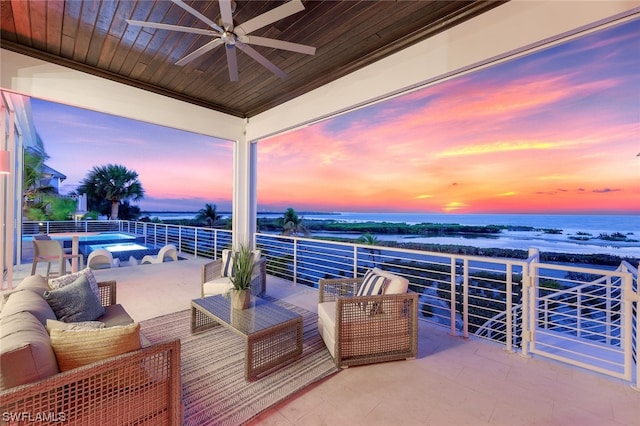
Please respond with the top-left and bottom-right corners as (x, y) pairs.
(357, 269), (388, 297)
(222, 250), (234, 277)
(49, 323), (141, 371)
(46, 318), (105, 332)
(43, 274), (105, 322)
(49, 268), (100, 300)
(356, 269), (388, 315)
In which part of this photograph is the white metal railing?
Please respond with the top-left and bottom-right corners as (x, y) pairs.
(21, 221), (638, 386)
(22, 220), (233, 260)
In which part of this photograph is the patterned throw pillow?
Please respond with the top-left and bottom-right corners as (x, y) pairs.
(43, 274), (105, 322)
(356, 269), (388, 297)
(356, 269), (389, 315)
(222, 250), (234, 277)
(49, 268), (100, 300)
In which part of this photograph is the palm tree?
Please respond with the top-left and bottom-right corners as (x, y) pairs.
(77, 164), (145, 220)
(196, 203), (220, 227)
(357, 232), (380, 266)
(282, 207), (310, 236)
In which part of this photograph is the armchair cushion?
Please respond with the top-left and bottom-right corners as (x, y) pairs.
(373, 267), (410, 294)
(317, 301), (337, 358)
(201, 252), (266, 298)
(221, 249), (263, 278)
(202, 276), (234, 296)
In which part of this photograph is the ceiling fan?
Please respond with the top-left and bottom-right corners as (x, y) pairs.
(126, 0), (316, 81)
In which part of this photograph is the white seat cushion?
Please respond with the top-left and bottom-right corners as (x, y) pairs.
(202, 277), (233, 297)
(317, 301), (336, 358)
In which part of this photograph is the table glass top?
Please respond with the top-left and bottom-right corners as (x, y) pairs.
(192, 295), (301, 335)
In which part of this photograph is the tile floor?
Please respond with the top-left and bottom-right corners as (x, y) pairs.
(7, 260), (639, 426)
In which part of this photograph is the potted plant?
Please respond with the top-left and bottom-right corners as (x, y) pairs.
(229, 244), (255, 309)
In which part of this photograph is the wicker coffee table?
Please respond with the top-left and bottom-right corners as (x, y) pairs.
(191, 295), (303, 381)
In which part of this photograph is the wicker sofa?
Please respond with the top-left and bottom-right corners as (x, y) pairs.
(201, 250), (267, 298)
(0, 274), (182, 425)
(318, 268), (419, 368)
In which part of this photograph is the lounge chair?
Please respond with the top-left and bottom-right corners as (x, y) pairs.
(87, 248), (114, 270)
(141, 244), (178, 265)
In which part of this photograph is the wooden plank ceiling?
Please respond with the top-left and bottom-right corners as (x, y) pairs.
(1, 0), (505, 118)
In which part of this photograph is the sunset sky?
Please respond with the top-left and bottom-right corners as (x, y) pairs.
(31, 18), (639, 215)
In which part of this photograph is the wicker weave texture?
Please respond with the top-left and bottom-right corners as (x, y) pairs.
(191, 296), (303, 381)
(319, 278), (418, 368)
(97, 280), (117, 306)
(0, 280), (182, 425)
(0, 340), (182, 425)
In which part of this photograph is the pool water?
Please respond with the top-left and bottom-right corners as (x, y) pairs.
(24, 232), (137, 244)
(89, 243), (149, 252)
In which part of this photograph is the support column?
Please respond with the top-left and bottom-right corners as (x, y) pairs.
(232, 132), (257, 250)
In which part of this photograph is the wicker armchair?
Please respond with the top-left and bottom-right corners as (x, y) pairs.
(318, 276), (418, 368)
(201, 253), (267, 298)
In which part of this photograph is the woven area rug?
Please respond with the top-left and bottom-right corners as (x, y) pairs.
(139, 298), (340, 425)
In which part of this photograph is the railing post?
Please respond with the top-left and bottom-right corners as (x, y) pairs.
(506, 263), (513, 353)
(293, 238), (298, 285)
(462, 258), (469, 339)
(521, 248), (539, 358)
(214, 230), (218, 259)
(605, 276), (612, 345)
(353, 245), (358, 278)
(449, 257), (457, 336)
(577, 289), (582, 338)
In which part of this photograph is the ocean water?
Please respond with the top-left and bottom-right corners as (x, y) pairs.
(145, 211), (640, 257)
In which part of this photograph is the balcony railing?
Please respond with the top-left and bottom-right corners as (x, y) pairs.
(22, 220), (639, 387)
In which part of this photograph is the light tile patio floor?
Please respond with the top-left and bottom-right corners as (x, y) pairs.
(8, 259), (639, 425)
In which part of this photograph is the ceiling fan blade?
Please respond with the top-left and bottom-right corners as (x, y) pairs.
(176, 38), (223, 66)
(172, 0), (224, 33)
(126, 20), (217, 36)
(235, 0), (305, 36)
(242, 35), (316, 55)
(219, 0), (234, 29)
(236, 41), (287, 79)
(226, 45), (239, 81)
